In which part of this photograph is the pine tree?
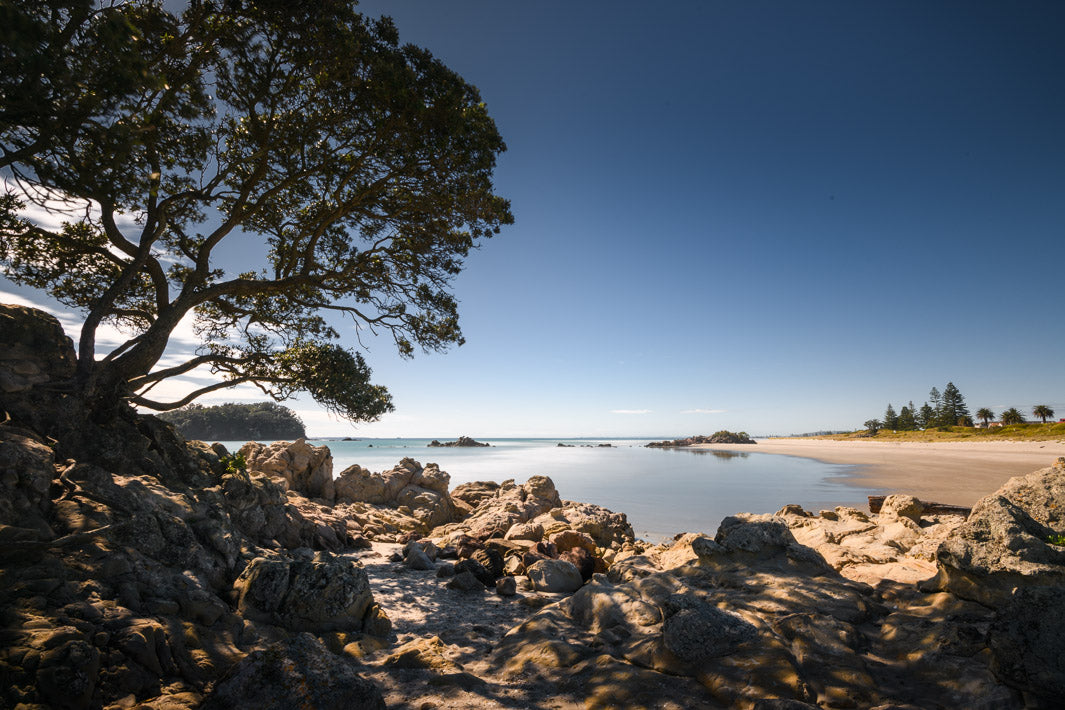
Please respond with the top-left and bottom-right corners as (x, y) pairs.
(929, 387), (943, 425)
(898, 405), (916, 431)
(917, 403), (935, 430)
(884, 403), (899, 430)
(940, 382), (969, 426)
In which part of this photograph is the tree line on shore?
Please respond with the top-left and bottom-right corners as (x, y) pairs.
(863, 382), (1057, 433)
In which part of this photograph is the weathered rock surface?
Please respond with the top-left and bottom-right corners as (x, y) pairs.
(334, 457), (460, 531)
(492, 517), (1020, 709)
(928, 461), (1065, 606)
(428, 436), (490, 447)
(241, 438), (335, 502)
(202, 634), (385, 709)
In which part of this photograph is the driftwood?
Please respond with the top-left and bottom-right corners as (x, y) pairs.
(868, 495), (971, 517)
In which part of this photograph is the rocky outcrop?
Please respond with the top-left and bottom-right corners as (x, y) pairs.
(241, 439), (335, 502)
(202, 634), (386, 709)
(428, 436), (490, 447)
(0, 305), (76, 395)
(334, 457), (460, 531)
(647, 431), (756, 447)
(927, 459), (1065, 607)
(435, 476), (563, 542)
(490, 517), (1019, 709)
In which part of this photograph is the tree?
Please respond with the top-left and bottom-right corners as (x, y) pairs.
(864, 419), (882, 435)
(939, 382), (969, 426)
(0, 1), (512, 422)
(975, 408), (995, 426)
(1001, 408), (1026, 425)
(897, 404), (915, 431)
(1033, 405), (1055, 424)
(916, 403), (935, 430)
(883, 403), (898, 430)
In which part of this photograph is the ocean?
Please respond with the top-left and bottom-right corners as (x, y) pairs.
(218, 437), (877, 543)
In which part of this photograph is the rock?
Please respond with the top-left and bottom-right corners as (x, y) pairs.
(446, 570), (484, 592)
(560, 547), (595, 582)
(334, 458), (459, 530)
(427, 436), (490, 447)
(235, 557), (376, 632)
(504, 521), (544, 542)
(471, 548), (504, 580)
(527, 559), (584, 593)
(531, 500), (634, 549)
(449, 481), (500, 508)
(0, 305), (76, 395)
(404, 542), (436, 571)
(241, 439), (335, 502)
(930, 464), (1065, 606)
(454, 558), (494, 587)
(989, 585), (1065, 705)
(661, 594), (757, 662)
(202, 634), (385, 709)
(496, 576), (517, 596)
(549, 529), (597, 554)
(879, 494), (925, 522)
(436, 476), (563, 542)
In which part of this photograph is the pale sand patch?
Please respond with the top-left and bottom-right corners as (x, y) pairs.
(693, 438), (1065, 506)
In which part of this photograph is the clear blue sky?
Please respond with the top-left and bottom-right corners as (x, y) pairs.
(5, 1), (1064, 436)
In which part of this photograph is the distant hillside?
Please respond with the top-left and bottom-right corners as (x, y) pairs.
(158, 402), (306, 441)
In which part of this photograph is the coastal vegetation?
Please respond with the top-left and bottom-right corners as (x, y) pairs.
(0, 0), (511, 427)
(157, 402), (306, 441)
(833, 421), (1065, 442)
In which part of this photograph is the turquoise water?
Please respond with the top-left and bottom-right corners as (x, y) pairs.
(220, 438), (877, 542)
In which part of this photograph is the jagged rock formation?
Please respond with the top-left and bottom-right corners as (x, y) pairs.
(428, 436), (490, 447)
(646, 431), (756, 447)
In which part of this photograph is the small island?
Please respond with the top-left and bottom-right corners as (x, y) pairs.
(647, 430), (756, 447)
(428, 436), (491, 447)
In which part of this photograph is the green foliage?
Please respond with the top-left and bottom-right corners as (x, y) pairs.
(864, 419), (882, 435)
(883, 404), (898, 430)
(0, 0), (512, 422)
(219, 451), (249, 482)
(1033, 405), (1055, 424)
(159, 402), (306, 441)
(976, 408), (995, 426)
(1001, 408), (1026, 425)
(1048, 533), (1065, 546)
(708, 430), (755, 444)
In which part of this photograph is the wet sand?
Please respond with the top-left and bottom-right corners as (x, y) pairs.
(692, 438), (1065, 507)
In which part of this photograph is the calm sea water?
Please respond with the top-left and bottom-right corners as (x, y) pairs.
(219, 438), (877, 542)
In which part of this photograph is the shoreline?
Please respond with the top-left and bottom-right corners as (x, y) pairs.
(692, 437), (1065, 507)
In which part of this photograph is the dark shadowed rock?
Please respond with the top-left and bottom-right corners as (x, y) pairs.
(989, 585), (1065, 705)
(202, 634), (385, 709)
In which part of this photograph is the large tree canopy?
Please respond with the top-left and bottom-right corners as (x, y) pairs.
(0, 0), (512, 420)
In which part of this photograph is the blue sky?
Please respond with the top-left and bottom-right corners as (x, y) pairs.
(5, 1), (1065, 436)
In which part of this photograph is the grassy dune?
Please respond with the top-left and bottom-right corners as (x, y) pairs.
(821, 422), (1065, 442)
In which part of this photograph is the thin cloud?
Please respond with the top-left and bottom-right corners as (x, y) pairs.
(611, 409), (651, 415)
(681, 408), (726, 414)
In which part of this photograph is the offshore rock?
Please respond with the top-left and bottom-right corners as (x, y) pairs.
(427, 436), (490, 447)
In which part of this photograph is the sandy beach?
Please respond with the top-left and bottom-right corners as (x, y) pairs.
(694, 437), (1065, 507)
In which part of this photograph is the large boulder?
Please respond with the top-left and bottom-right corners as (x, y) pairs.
(530, 500), (634, 549)
(929, 461), (1065, 606)
(527, 559), (583, 593)
(202, 634), (385, 709)
(241, 439), (335, 502)
(235, 555), (385, 634)
(334, 458), (459, 530)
